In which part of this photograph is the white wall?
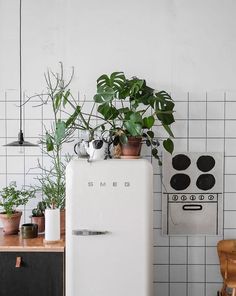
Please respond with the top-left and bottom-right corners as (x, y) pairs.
(1, 1), (236, 296)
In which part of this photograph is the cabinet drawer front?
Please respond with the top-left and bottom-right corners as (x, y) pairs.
(0, 252), (64, 296)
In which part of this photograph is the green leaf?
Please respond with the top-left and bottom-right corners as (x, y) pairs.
(163, 124), (174, 137)
(118, 107), (130, 114)
(97, 72), (125, 91)
(128, 78), (144, 96)
(97, 104), (119, 120)
(97, 74), (110, 87)
(163, 138), (174, 154)
(54, 92), (63, 110)
(147, 130), (154, 138)
(124, 120), (142, 136)
(110, 72), (126, 88)
(46, 133), (54, 152)
(63, 90), (70, 107)
(65, 106), (81, 127)
(146, 139), (151, 146)
(94, 86), (115, 103)
(152, 148), (158, 156)
(120, 134), (128, 144)
(143, 115), (155, 129)
(129, 112), (143, 124)
(55, 120), (66, 145)
(157, 113), (175, 125)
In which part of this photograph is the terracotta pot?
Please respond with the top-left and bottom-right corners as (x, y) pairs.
(0, 211), (22, 235)
(31, 215), (45, 233)
(120, 137), (142, 157)
(60, 209), (65, 235)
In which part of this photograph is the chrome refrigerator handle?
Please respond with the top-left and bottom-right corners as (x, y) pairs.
(72, 229), (109, 236)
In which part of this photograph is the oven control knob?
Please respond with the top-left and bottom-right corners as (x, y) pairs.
(190, 195), (196, 200)
(198, 195), (205, 200)
(172, 195), (178, 201)
(208, 195), (214, 200)
(181, 195), (187, 201)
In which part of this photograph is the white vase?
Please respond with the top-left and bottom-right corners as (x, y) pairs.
(45, 208), (60, 241)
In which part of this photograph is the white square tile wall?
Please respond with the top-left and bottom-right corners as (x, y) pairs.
(1, 91), (236, 296)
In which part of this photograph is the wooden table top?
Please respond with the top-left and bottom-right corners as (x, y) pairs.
(0, 228), (65, 252)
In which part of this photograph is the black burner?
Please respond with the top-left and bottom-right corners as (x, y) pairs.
(197, 155), (215, 172)
(170, 174), (191, 191)
(196, 174), (215, 191)
(172, 154), (191, 171)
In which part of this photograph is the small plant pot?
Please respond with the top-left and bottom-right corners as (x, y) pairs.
(21, 223), (38, 239)
(120, 137), (142, 158)
(31, 215), (45, 233)
(0, 211), (22, 235)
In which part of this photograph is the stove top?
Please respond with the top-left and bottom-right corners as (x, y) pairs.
(163, 152), (223, 194)
(162, 151), (223, 235)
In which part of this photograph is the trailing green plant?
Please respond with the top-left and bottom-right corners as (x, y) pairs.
(94, 71), (175, 163)
(0, 182), (36, 217)
(32, 201), (46, 217)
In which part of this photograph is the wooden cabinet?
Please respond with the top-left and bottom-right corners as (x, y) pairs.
(0, 230), (65, 296)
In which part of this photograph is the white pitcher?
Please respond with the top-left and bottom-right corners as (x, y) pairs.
(85, 140), (107, 161)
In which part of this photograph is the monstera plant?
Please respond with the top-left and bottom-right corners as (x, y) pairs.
(93, 71), (175, 162)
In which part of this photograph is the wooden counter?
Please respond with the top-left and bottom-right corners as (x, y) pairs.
(0, 228), (65, 252)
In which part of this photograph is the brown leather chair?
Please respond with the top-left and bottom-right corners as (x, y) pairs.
(217, 240), (236, 296)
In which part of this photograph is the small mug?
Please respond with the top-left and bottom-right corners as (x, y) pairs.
(21, 223), (38, 239)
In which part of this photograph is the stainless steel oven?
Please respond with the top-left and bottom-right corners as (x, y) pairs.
(162, 152), (223, 235)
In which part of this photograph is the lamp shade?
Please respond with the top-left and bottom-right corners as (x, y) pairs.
(4, 130), (38, 147)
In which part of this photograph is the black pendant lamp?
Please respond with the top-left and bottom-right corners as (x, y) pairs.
(4, 0), (38, 147)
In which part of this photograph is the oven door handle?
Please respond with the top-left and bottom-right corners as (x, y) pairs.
(182, 204), (203, 211)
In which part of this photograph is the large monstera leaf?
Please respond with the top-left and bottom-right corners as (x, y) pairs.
(97, 103), (119, 120)
(94, 72), (126, 103)
(124, 112), (143, 136)
(155, 91), (175, 125)
(97, 72), (126, 89)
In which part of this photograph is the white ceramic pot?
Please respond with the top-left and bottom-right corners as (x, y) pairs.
(85, 140), (107, 161)
(45, 208), (60, 241)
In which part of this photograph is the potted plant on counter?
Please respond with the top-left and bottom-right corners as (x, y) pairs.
(93, 71), (175, 163)
(31, 201), (46, 233)
(0, 182), (36, 235)
(31, 63), (80, 236)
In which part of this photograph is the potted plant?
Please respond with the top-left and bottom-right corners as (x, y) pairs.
(0, 182), (35, 235)
(93, 71), (175, 163)
(31, 201), (46, 233)
(31, 63), (83, 235)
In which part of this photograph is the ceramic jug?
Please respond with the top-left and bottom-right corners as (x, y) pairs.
(85, 140), (107, 161)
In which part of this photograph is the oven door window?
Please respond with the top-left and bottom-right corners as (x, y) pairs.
(168, 203), (217, 235)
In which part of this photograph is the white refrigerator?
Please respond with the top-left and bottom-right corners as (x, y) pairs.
(66, 159), (153, 296)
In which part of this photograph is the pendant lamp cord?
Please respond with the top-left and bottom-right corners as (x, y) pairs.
(19, 0), (22, 132)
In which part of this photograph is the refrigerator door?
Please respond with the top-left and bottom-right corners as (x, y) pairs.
(66, 159), (153, 296)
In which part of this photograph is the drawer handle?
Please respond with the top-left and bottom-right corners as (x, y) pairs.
(15, 256), (22, 268)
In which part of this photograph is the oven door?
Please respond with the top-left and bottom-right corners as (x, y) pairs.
(168, 202), (218, 235)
